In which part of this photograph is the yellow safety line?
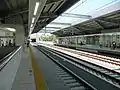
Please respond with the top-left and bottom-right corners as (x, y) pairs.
(29, 47), (48, 90)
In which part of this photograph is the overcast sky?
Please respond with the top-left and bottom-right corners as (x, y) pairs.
(53, 0), (120, 24)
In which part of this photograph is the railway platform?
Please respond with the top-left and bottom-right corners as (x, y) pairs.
(0, 45), (120, 90)
(36, 44), (120, 90)
(0, 46), (36, 90)
(0, 0), (120, 90)
(56, 44), (120, 56)
(77, 45), (120, 55)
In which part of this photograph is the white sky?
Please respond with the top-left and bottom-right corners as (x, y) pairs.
(52, 0), (120, 26)
(32, 0), (120, 37)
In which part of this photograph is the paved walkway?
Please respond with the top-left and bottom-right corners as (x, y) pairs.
(11, 47), (36, 90)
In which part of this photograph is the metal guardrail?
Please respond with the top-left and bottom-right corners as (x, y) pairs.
(0, 46), (22, 71)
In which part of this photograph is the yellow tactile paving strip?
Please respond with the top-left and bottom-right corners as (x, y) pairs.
(29, 47), (48, 90)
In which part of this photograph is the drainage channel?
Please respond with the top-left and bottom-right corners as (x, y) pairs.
(37, 46), (120, 90)
(36, 46), (96, 90)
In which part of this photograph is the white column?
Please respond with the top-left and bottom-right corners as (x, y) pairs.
(15, 25), (25, 46)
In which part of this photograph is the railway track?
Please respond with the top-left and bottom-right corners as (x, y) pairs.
(37, 46), (95, 90)
(0, 48), (16, 64)
(37, 45), (120, 90)
(0, 46), (20, 71)
(53, 64), (92, 90)
(54, 46), (120, 66)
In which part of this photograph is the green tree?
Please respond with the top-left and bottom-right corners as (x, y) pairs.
(40, 34), (56, 41)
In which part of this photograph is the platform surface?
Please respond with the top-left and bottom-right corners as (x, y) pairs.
(78, 45), (120, 53)
(57, 44), (120, 54)
(11, 47), (36, 90)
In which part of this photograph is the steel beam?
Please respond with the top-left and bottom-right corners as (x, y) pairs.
(45, 27), (61, 29)
(94, 19), (105, 29)
(0, 36), (15, 38)
(5, 9), (28, 19)
(33, 0), (80, 34)
(46, 0), (64, 4)
(38, 12), (57, 21)
(51, 22), (71, 25)
(61, 13), (92, 19)
(41, 29), (57, 31)
(74, 26), (87, 32)
(98, 17), (120, 25)
(76, 25), (95, 30)
(70, 26), (81, 32)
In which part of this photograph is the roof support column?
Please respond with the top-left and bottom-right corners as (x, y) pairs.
(15, 25), (25, 46)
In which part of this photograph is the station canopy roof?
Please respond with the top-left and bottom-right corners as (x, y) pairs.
(38, 0), (120, 37)
(0, 0), (28, 35)
(31, 0), (80, 34)
(0, 0), (79, 36)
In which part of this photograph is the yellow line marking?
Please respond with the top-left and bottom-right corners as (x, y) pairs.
(29, 47), (48, 90)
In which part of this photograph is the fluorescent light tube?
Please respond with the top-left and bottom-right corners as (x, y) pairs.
(34, 2), (40, 15)
(6, 28), (16, 32)
(31, 24), (33, 27)
(32, 17), (35, 23)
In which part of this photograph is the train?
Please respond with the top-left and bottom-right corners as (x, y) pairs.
(55, 32), (120, 48)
